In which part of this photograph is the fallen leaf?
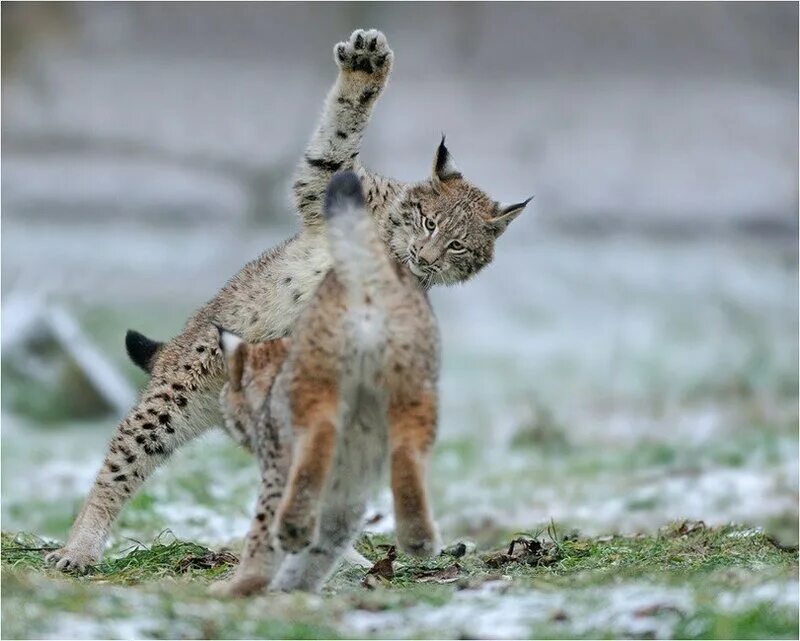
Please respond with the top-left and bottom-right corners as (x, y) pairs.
(673, 520), (706, 537)
(361, 544), (396, 587)
(416, 564), (461, 583)
(177, 550), (238, 573)
(483, 537), (562, 568)
(361, 574), (389, 590)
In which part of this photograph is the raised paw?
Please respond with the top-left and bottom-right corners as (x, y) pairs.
(45, 547), (98, 574)
(209, 574), (267, 598)
(334, 29), (393, 77)
(276, 514), (316, 553)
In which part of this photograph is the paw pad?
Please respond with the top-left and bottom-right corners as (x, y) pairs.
(334, 29), (393, 75)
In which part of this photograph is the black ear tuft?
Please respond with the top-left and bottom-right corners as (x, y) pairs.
(125, 329), (164, 374)
(433, 135), (462, 182)
(488, 196), (533, 236)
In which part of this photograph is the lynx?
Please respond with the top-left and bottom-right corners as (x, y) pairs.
(47, 28), (530, 573)
(213, 172), (440, 595)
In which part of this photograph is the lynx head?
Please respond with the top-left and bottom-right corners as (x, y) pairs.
(216, 326), (291, 418)
(387, 137), (531, 288)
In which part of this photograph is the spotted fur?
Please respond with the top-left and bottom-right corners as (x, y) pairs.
(47, 28), (529, 574)
(215, 172), (440, 596)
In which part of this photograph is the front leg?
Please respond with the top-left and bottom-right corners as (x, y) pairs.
(293, 28), (393, 226)
(210, 464), (287, 597)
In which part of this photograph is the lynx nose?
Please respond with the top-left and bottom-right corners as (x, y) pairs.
(418, 244), (440, 267)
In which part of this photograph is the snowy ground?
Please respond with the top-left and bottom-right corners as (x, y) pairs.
(2, 218), (797, 638)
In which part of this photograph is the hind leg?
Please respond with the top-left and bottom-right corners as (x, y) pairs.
(46, 361), (223, 572)
(271, 496), (367, 593)
(389, 391), (440, 557)
(274, 385), (339, 553)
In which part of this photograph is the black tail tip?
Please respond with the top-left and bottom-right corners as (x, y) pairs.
(125, 329), (163, 374)
(324, 171), (365, 218)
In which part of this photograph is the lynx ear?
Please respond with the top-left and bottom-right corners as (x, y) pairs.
(432, 135), (462, 182)
(486, 197), (533, 236)
(214, 323), (245, 391)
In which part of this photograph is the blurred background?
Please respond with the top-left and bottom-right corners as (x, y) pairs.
(2, 2), (798, 551)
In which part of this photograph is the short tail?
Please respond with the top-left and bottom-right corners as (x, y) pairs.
(125, 329), (163, 374)
(324, 171), (394, 300)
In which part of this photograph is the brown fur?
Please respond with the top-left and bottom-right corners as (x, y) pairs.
(47, 27), (528, 574)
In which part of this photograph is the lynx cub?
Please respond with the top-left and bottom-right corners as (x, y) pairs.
(47, 28), (530, 573)
(215, 172), (440, 595)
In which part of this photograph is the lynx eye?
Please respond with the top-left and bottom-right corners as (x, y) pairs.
(423, 216), (436, 232)
(448, 240), (465, 252)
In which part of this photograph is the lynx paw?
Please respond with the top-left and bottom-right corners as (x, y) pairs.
(209, 574), (267, 598)
(45, 547), (98, 574)
(397, 525), (442, 558)
(334, 29), (393, 77)
(277, 515), (316, 553)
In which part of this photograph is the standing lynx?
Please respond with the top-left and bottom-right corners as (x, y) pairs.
(214, 172), (440, 595)
(47, 28), (531, 573)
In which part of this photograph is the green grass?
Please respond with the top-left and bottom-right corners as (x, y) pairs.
(2, 523), (797, 639)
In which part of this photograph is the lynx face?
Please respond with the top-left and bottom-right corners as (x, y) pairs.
(386, 138), (531, 288)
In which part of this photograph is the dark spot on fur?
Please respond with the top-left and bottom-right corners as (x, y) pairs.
(150, 432), (159, 442)
(135, 435), (146, 444)
(354, 32), (364, 48)
(350, 151), (359, 159)
(305, 155), (343, 173)
(256, 512), (266, 522)
(359, 88), (377, 105)
(293, 291), (302, 303)
(375, 54), (387, 68)
(171, 383), (185, 392)
(184, 364), (192, 371)
(147, 408), (158, 416)
(196, 346), (205, 353)
(142, 422), (155, 430)
(335, 129), (348, 139)
(283, 276), (292, 285)
(158, 414), (170, 425)
(250, 313), (258, 324)
(165, 426), (175, 434)
(134, 413), (144, 420)
(123, 485), (130, 494)
(108, 463), (120, 473)
(126, 454), (136, 464)
(144, 442), (166, 456)
(336, 96), (353, 106)
(113, 474), (127, 482)
(175, 396), (187, 407)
